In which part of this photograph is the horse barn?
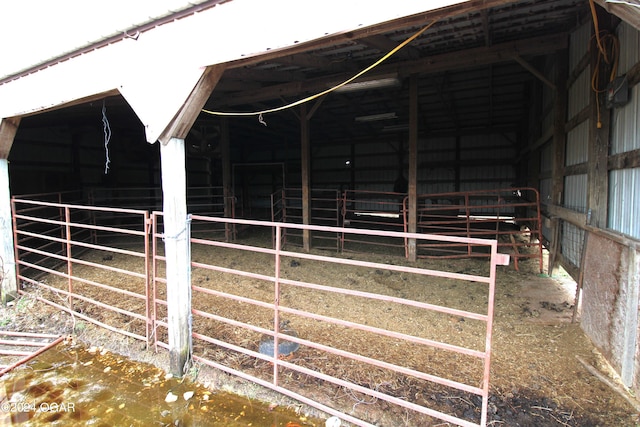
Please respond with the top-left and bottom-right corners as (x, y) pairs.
(0, 0), (640, 425)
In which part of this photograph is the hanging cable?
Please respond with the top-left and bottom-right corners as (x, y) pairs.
(589, 0), (620, 128)
(201, 20), (438, 120)
(102, 100), (112, 174)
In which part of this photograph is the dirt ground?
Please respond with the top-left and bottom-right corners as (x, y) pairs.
(2, 230), (640, 427)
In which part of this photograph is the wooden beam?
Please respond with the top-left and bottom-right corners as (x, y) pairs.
(0, 117), (21, 159)
(609, 148), (640, 170)
(361, 34), (420, 60)
(546, 203), (587, 228)
(549, 50), (568, 275)
(158, 65), (225, 145)
(595, 0), (640, 32)
(588, 23), (611, 228)
(213, 33), (568, 108)
(160, 137), (192, 377)
(513, 56), (556, 91)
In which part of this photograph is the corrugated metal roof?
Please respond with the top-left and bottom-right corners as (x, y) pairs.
(0, 0), (214, 79)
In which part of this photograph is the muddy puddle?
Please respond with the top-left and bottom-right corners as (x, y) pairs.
(0, 339), (321, 426)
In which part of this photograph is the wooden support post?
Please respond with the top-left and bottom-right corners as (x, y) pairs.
(160, 137), (192, 377)
(221, 117), (234, 241)
(588, 23), (611, 228)
(549, 50), (568, 276)
(0, 159), (17, 304)
(408, 75), (418, 261)
(0, 117), (20, 304)
(300, 104), (311, 252)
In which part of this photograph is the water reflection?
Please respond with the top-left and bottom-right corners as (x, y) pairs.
(0, 341), (320, 426)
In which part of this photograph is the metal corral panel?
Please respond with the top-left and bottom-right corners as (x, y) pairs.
(608, 168), (640, 239)
(568, 69), (590, 119)
(566, 120), (589, 165)
(563, 174), (587, 212)
(569, 22), (591, 72)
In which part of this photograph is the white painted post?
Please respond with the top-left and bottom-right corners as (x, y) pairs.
(160, 137), (192, 377)
(0, 159), (17, 303)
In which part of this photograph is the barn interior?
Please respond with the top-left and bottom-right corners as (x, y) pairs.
(2, 0), (640, 425)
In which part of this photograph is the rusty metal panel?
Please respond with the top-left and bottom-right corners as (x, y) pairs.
(581, 234), (639, 389)
(609, 168), (640, 239)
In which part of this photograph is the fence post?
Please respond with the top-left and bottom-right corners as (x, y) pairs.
(160, 137), (192, 377)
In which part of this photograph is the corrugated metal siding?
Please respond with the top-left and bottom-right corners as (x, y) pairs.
(568, 69), (590, 119)
(563, 174), (587, 212)
(566, 120), (589, 165)
(541, 60), (557, 132)
(569, 22), (590, 72)
(540, 177), (552, 206)
(617, 21), (639, 74)
(540, 142), (553, 173)
(609, 168), (640, 239)
(610, 21), (640, 155)
(607, 22), (640, 239)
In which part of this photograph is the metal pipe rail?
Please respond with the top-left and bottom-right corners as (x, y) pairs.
(152, 213), (508, 427)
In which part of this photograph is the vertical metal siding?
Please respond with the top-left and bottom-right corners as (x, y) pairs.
(563, 174), (588, 212)
(609, 168), (640, 239)
(607, 22), (640, 239)
(540, 142), (553, 173)
(568, 69), (590, 119)
(617, 21), (639, 74)
(566, 120), (589, 166)
(569, 22), (591, 72)
(610, 22), (640, 155)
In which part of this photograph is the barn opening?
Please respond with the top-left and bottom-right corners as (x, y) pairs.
(1, 1), (640, 426)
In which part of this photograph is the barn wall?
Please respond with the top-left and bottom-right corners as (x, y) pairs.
(609, 21), (640, 239)
(576, 20), (640, 394)
(9, 119), (158, 197)
(530, 16), (640, 395)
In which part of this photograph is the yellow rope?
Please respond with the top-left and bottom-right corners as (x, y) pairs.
(202, 20), (437, 118)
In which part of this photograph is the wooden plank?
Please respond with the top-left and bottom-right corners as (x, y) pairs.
(588, 23), (611, 229)
(160, 137), (192, 377)
(158, 65), (225, 145)
(0, 117), (20, 159)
